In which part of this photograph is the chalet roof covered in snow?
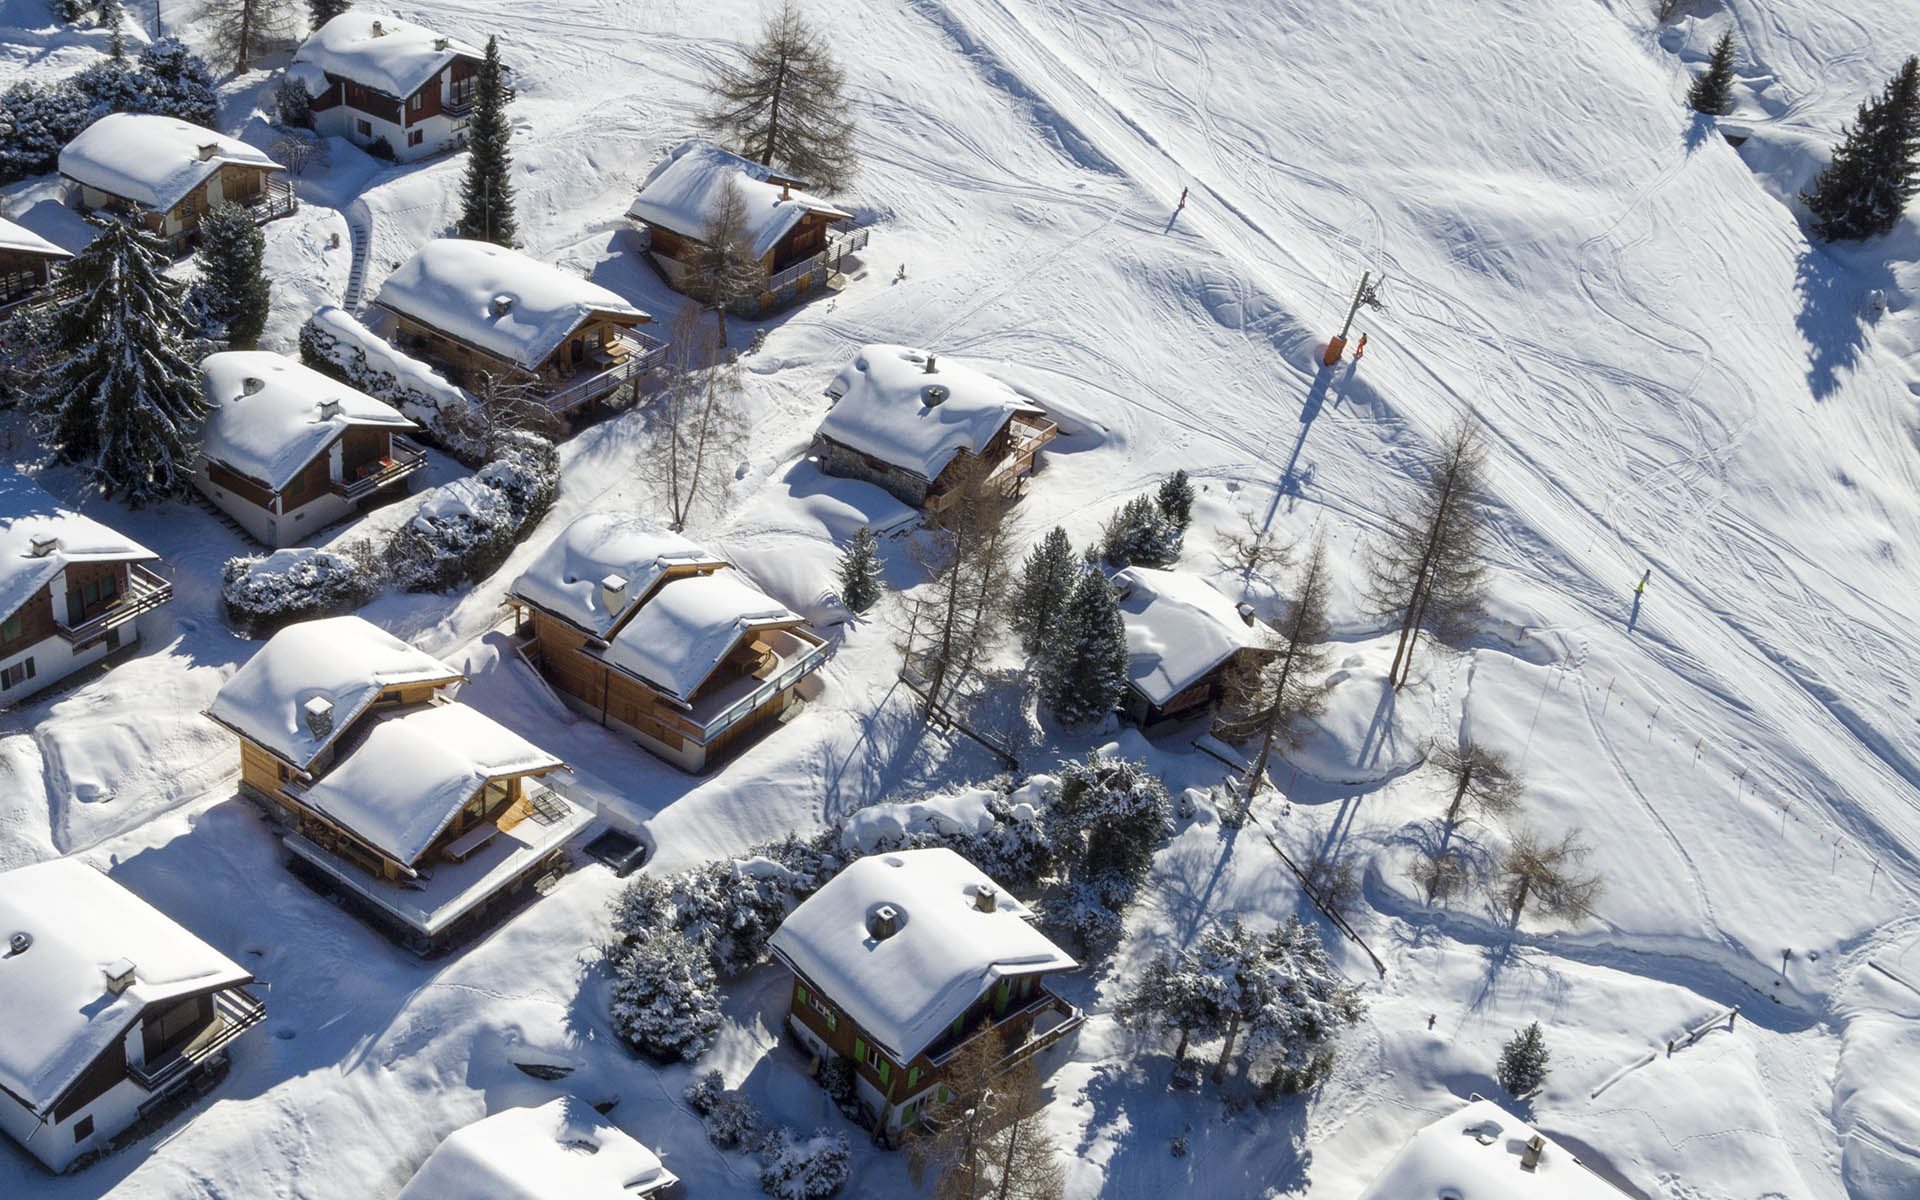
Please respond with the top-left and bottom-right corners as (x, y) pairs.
(0, 468), (157, 626)
(603, 569), (803, 701)
(58, 113), (283, 211)
(0, 858), (251, 1117)
(1114, 566), (1270, 706)
(302, 702), (562, 867)
(293, 11), (482, 100)
(205, 616), (462, 771)
(0, 215), (68, 259)
(818, 345), (1045, 483)
(396, 1097), (678, 1199)
(372, 239), (648, 371)
(626, 138), (852, 260)
(509, 513), (728, 637)
(768, 848), (1077, 1064)
(200, 351), (416, 490)
(1356, 1099), (1629, 1200)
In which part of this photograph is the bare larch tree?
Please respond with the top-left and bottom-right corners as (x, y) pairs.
(902, 457), (1016, 714)
(205, 0), (297, 73)
(682, 174), (765, 311)
(639, 301), (746, 530)
(915, 1033), (1066, 1200)
(1220, 535), (1335, 795)
(1366, 417), (1490, 687)
(1495, 827), (1603, 925)
(700, 0), (859, 191)
(1416, 736), (1523, 902)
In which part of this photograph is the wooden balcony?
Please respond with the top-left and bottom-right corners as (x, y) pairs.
(331, 436), (427, 500)
(925, 986), (1083, 1070)
(130, 986), (265, 1103)
(242, 178), (298, 226)
(57, 563), (171, 649)
(532, 331), (668, 417)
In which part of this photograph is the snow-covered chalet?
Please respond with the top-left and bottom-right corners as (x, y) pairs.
(205, 616), (588, 953)
(814, 344), (1059, 514)
(768, 848), (1082, 1139)
(1358, 1098), (1634, 1198)
(57, 114), (293, 253)
(396, 1098), (680, 1198)
(0, 469), (172, 707)
(367, 238), (663, 427)
(289, 12), (490, 162)
(0, 858), (264, 1173)
(1115, 566), (1273, 732)
(506, 513), (829, 772)
(196, 351), (425, 548)
(626, 138), (865, 313)
(0, 216), (68, 311)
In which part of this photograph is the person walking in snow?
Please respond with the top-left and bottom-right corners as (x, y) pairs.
(1354, 332), (1369, 360)
(1178, 186), (1188, 209)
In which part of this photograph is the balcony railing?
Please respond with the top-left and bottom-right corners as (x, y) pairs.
(700, 637), (831, 741)
(761, 224), (872, 303)
(57, 563), (171, 648)
(242, 178), (298, 225)
(533, 331), (668, 416)
(331, 436), (427, 499)
(926, 987), (1082, 1069)
(131, 986), (266, 1100)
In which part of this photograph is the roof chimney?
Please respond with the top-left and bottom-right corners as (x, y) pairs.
(29, 533), (59, 558)
(241, 376), (266, 397)
(923, 354), (937, 375)
(869, 904), (900, 941)
(303, 695), (335, 740)
(922, 384), (949, 408)
(104, 958), (136, 996)
(1520, 1134), (1545, 1171)
(600, 573), (630, 616)
(433, 37), (450, 51)
(318, 397), (342, 420)
(780, 180), (791, 201)
(370, 19), (385, 36)
(7, 932), (30, 956)
(1237, 601), (1257, 626)
(974, 885), (998, 913)
(197, 142), (220, 162)
(491, 294), (514, 317)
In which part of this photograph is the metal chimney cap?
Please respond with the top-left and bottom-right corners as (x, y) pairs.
(7, 932), (30, 955)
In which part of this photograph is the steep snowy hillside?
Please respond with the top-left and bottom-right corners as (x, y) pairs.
(1, 0), (1916, 1196)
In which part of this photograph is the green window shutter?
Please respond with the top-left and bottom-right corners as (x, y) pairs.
(854, 1037), (867, 1062)
(826, 1012), (837, 1031)
(908, 1067), (921, 1089)
(795, 982), (809, 1006)
(878, 1059), (891, 1085)
(902, 1100), (917, 1126)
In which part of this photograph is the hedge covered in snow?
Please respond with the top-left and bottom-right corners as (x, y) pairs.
(300, 306), (488, 463)
(221, 543), (381, 636)
(386, 432), (559, 592)
(0, 39), (218, 184)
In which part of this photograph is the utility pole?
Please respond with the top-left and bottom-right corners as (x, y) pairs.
(1324, 269), (1386, 366)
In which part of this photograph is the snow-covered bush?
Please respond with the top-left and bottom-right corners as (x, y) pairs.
(1101, 492), (1182, 567)
(386, 433), (559, 592)
(481, 430), (560, 532)
(685, 1070), (764, 1150)
(0, 81), (93, 183)
(608, 925), (722, 1063)
(818, 1057), (864, 1125)
(1, 39), (218, 184)
(221, 545), (380, 635)
(274, 72), (312, 128)
(300, 307), (487, 462)
(758, 1130), (850, 1200)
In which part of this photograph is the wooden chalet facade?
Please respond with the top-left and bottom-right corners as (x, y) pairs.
(507, 514), (830, 772)
(369, 239), (663, 428)
(0, 859), (264, 1173)
(196, 352), (425, 548)
(58, 114), (293, 253)
(768, 849), (1082, 1139)
(206, 617), (585, 953)
(1115, 566), (1273, 732)
(627, 139), (867, 314)
(0, 470), (173, 708)
(814, 345), (1059, 513)
(0, 217), (69, 311)
(291, 13), (489, 162)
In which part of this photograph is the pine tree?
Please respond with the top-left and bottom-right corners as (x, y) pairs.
(1155, 468), (1196, 532)
(1688, 32), (1737, 116)
(700, 0), (858, 191)
(1044, 754), (1170, 952)
(31, 215), (208, 505)
(1010, 526), (1078, 654)
(1496, 1022), (1551, 1098)
(1802, 57), (1920, 241)
(457, 36), (517, 246)
(1247, 916), (1365, 1095)
(134, 38), (220, 127)
(1221, 535), (1335, 794)
(1100, 493), (1181, 566)
(837, 525), (882, 612)
(193, 201), (272, 348)
(759, 1129), (850, 1200)
(1116, 948), (1227, 1078)
(1365, 417), (1489, 687)
(307, 0), (351, 30)
(1042, 570), (1128, 726)
(683, 174), (764, 308)
(608, 924), (723, 1062)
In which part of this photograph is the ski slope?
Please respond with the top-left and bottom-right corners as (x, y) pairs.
(2, 0), (1918, 1195)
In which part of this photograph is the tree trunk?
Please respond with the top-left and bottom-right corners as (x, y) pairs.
(1172, 1025), (1190, 1066)
(761, 56), (788, 167)
(1440, 762), (1470, 850)
(993, 1114), (1024, 1200)
(1211, 1013), (1241, 1084)
(1245, 644), (1298, 795)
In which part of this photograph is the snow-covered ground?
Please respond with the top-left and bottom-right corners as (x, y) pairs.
(2, 0), (1918, 1195)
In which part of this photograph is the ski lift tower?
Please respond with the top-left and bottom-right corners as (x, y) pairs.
(1324, 270), (1387, 366)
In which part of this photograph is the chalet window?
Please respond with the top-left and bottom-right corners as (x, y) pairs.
(1, 658), (35, 690)
(860, 1041), (890, 1083)
(448, 77), (476, 108)
(408, 130), (424, 147)
(409, 92), (425, 113)
(73, 1115), (93, 1142)
(0, 615), (19, 643)
(356, 119), (373, 137)
(148, 996), (206, 1047)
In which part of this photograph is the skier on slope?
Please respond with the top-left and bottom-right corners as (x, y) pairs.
(1635, 568), (1651, 596)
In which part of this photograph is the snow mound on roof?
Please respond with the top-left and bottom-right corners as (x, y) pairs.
(604, 570), (802, 701)
(1283, 636), (1437, 785)
(397, 1097), (675, 1200)
(1115, 566), (1270, 706)
(0, 215), (67, 259)
(0, 858), (250, 1115)
(1356, 1098), (1627, 1199)
(510, 513), (727, 637)
(716, 458), (917, 625)
(841, 786), (1005, 852)
(372, 239), (648, 370)
(200, 351), (414, 490)
(627, 138), (852, 260)
(58, 113), (282, 211)
(206, 615), (460, 770)
(817, 344), (1046, 481)
(303, 702), (561, 867)
(0, 468), (156, 627)
(294, 11), (482, 101)
(768, 847), (1077, 1063)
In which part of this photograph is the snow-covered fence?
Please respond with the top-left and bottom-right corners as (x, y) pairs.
(1254, 819), (1387, 977)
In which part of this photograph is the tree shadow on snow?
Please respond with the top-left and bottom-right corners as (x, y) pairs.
(1074, 1055), (1311, 1196)
(1681, 112), (1717, 155)
(1794, 247), (1870, 401)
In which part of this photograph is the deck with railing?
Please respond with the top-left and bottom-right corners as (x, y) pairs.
(533, 331), (669, 417)
(760, 224), (872, 305)
(242, 178), (299, 226)
(131, 985), (266, 1106)
(925, 987), (1083, 1070)
(331, 436), (427, 499)
(58, 563), (171, 648)
(698, 635), (832, 741)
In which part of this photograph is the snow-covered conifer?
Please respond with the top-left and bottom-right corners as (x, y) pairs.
(836, 525), (882, 613)
(1042, 569), (1128, 726)
(1803, 56), (1920, 241)
(758, 1129), (850, 1200)
(1688, 32), (1737, 116)
(1116, 947), (1226, 1075)
(193, 201), (271, 348)
(1100, 492), (1182, 566)
(1496, 1021), (1551, 1097)
(133, 38), (220, 126)
(1044, 753), (1171, 953)
(275, 72), (313, 128)
(1248, 915), (1365, 1094)
(1011, 526), (1078, 654)
(608, 924), (722, 1062)
(457, 36), (517, 246)
(1156, 468), (1196, 532)
(307, 0), (352, 31)
(31, 215), (208, 505)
